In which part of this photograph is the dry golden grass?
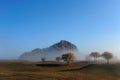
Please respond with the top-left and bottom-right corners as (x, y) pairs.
(0, 61), (120, 80)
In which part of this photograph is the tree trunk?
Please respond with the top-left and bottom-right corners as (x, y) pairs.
(107, 59), (109, 64)
(94, 57), (97, 62)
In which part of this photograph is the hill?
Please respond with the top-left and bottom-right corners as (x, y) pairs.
(18, 40), (80, 61)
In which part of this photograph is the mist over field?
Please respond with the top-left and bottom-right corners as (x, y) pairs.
(0, 1), (120, 80)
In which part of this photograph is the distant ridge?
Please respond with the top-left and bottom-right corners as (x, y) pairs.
(18, 40), (80, 61)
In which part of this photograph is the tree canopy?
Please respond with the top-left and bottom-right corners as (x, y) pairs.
(62, 52), (76, 64)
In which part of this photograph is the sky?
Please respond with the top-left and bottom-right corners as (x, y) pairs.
(0, 0), (120, 59)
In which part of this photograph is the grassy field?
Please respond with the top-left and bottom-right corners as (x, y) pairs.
(0, 61), (120, 80)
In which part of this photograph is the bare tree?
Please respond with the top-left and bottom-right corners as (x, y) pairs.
(102, 52), (113, 64)
(62, 52), (76, 64)
(41, 57), (46, 63)
(90, 52), (101, 61)
(56, 56), (61, 62)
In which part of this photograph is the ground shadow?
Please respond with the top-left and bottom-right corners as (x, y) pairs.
(36, 63), (67, 67)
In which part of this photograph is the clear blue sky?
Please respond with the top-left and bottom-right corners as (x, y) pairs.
(0, 0), (120, 59)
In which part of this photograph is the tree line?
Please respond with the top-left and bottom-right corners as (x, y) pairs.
(89, 51), (113, 64)
(41, 52), (75, 64)
(41, 51), (114, 64)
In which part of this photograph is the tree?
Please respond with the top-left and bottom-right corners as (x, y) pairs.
(56, 56), (61, 62)
(62, 52), (76, 64)
(102, 52), (113, 64)
(90, 52), (101, 61)
(41, 57), (46, 63)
